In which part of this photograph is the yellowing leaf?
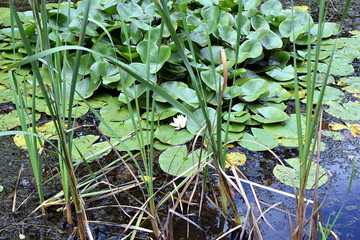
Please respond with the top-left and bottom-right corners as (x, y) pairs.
(329, 122), (347, 131)
(225, 152), (246, 168)
(291, 5), (309, 12)
(345, 123), (360, 137)
(349, 30), (360, 38)
(19, 234), (26, 240)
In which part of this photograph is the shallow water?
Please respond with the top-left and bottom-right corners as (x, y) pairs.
(0, 0), (359, 239)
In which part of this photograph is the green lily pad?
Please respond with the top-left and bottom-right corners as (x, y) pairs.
(318, 62), (354, 76)
(186, 107), (216, 135)
(0, 111), (40, 131)
(222, 123), (245, 133)
(263, 114), (306, 138)
(100, 105), (130, 122)
(239, 128), (278, 151)
(159, 145), (205, 177)
(136, 40), (171, 73)
(0, 85), (13, 102)
(338, 77), (360, 94)
(252, 107), (288, 124)
(155, 125), (193, 145)
(325, 101), (360, 121)
(98, 121), (134, 138)
(266, 65), (294, 81)
(273, 158), (328, 189)
(239, 78), (269, 102)
(114, 130), (151, 151)
(0, 185), (3, 192)
(72, 135), (112, 163)
(302, 86), (345, 104)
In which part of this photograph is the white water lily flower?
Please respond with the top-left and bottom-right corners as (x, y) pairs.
(169, 115), (188, 130)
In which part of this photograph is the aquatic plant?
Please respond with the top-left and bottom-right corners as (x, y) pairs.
(0, 0), (357, 238)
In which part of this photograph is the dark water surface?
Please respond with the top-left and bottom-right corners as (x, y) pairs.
(0, 0), (359, 239)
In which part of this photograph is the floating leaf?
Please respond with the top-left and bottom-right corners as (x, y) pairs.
(159, 145), (205, 177)
(266, 65), (294, 81)
(263, 114), (306, 138)
(0, 185), (3, 192)
(338, 77), (360, 94)
(0, 111), (40, 131)
(239, 78), (268, 102)
(225, 152), (246, 168)
(72, 135), (112, 163)
(325, 101), (360, 121)
(100, 105), (130, 122)
(322, 130), (345, 141)
(186, 107), (216, 135)
(273, 158), (328, 189)
(155, 125), (193, 145)
(239, 128), (278, 151)
(252, 107), (288, 124)
(114, 130), (152, 151)
(302, 86), (345, 104)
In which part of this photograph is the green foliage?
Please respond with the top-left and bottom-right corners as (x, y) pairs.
(158, 145), (206, 177)
(273, 158), (328, 189)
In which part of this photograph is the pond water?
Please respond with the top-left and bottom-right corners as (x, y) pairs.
(0, 0), (360, 239)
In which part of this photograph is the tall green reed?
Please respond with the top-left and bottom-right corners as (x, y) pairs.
(291, 0), (352, 239)
(9, 0), (92, 238)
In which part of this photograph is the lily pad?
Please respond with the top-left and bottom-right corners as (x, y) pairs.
(338, 77), (360, 94)
(325, 101), (360, 121)
(225, 152), (246, 168)
(72, 135), (112, 163)
(155, 125), (193, 145)
(239, 78), (269, 102)
(273, 158), (328, 189)
(159, 145), (205, 177)
(266, 65), (294, 81)
(239, 128), (278, 151)
(263, 114), (306, 138)
(100, 105), (130, 122)
(0, 111), (40, 131)
(252, 107), (288, 124)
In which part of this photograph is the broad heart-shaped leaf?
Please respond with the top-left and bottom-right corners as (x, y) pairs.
(100, 104), (130, 122)
(71, 135), (112, 163)
(118, 84), (146, 103)
(239, 78), (268, 102)
(136, 40), (171, 73)
(200, 70), (223, 91)
(0, 111), (40, 131)
(190, 25), (208, 46)
(243, 0), (260, 10)
(155, 81), (199, 108)
(155, 125), (193, 145)
(279, 12), (314, 41)
(263, 114), (306, 138)
(70, 77), (101, 100)
(226, 39), (263, 64)
(259, 81), (291, 103)
(159, 145), (206, 177)
(268, 51), (290, 68)
(114, 130), (152, 151)
(250, 15), (270, 30)
(239, 128), (278, 151)
(200, 46), (223, 65)
(252, 107), (288, 124)
(218, 25), (237, 46)
(338, 77), (360, 94)
(301, 86), (345, 104)
(117, 2), (143, 21)
(325, 101), (360, 121)
(273, 158), (328, 189)
(0, 85), (13, 102)
(90, 61), (120, 84)
(318, 62), (354, 76)
(187, 107), (216, 135)
(98, 121), (133, 138)
(260, 30), (283, 50)
(266, 65), (294, 81)
(260, 0), (283, 16)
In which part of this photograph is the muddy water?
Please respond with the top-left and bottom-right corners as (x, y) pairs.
(0, 1), (359, 240)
